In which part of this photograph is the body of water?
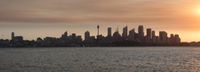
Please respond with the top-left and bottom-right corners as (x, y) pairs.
(0, 47), (200, 72)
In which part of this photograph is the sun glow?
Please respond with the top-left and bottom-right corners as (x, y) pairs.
(193, 6), (200, 16)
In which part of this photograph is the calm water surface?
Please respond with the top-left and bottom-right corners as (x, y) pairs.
(0, 47), (200, 72)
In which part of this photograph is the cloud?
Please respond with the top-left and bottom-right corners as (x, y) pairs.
(0, 0), (199, 25)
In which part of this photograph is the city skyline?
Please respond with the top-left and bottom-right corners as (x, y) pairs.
(0, 23), (197, 42)
(0, 25), (181, 47)
(0, 24), (178, 39)
(0, 0), (200, 42)
(1, 1), (200, 72)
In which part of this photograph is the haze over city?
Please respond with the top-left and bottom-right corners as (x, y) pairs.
(1, 0), (200, 42)
(1, 1), (200, 72)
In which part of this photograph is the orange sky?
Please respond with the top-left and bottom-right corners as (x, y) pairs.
(0, 0), (200, 42)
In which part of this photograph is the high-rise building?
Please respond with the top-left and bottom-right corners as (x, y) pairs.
(146, 28), (152, 41)
(152, 31), (155, 37)
(138, 25), (144, 37)
(113, 31), (122, 41)
(107, 27), (112, 37)
(11, 32), (15, 40)
(84, 31), (90, 41)
(122, 26), (128, 39)
(152, 31), (156, 42)
(159, 31), (168, 42)
(138, 25), (144, 41)
(129, 28), (135, 41)
(84, 31), (95, 44)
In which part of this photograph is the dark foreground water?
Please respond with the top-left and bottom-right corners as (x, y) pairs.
(0, 47), (200, 72)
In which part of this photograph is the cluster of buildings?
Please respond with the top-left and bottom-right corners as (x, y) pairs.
(0, 25), (182, 47)
(84, 25), (181, 46)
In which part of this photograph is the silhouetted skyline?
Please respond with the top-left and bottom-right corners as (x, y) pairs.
(0, 25), (184, 47)
(0, 0), (200, 41)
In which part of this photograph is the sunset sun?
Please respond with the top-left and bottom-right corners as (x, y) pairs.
(194, 6), (200, 16)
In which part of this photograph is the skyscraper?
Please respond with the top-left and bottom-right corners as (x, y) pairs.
(152, 31), (155, 37)
(152, 30), (156, 42)
(84, 31), (90, 41)
(146, 28), (152, 41)
(122, 26), (128, 39)
(11, 32), (15, 40)
(107, 27), (112, 37)
(113, 31), (122, 41)
(138, 25), (144, 41)
(138, 25), (144, 36)
(129, 28), (135, 41)
(159, 31), (168, 43)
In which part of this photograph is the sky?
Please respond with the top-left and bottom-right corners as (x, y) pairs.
(0, 0), (200, 42)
